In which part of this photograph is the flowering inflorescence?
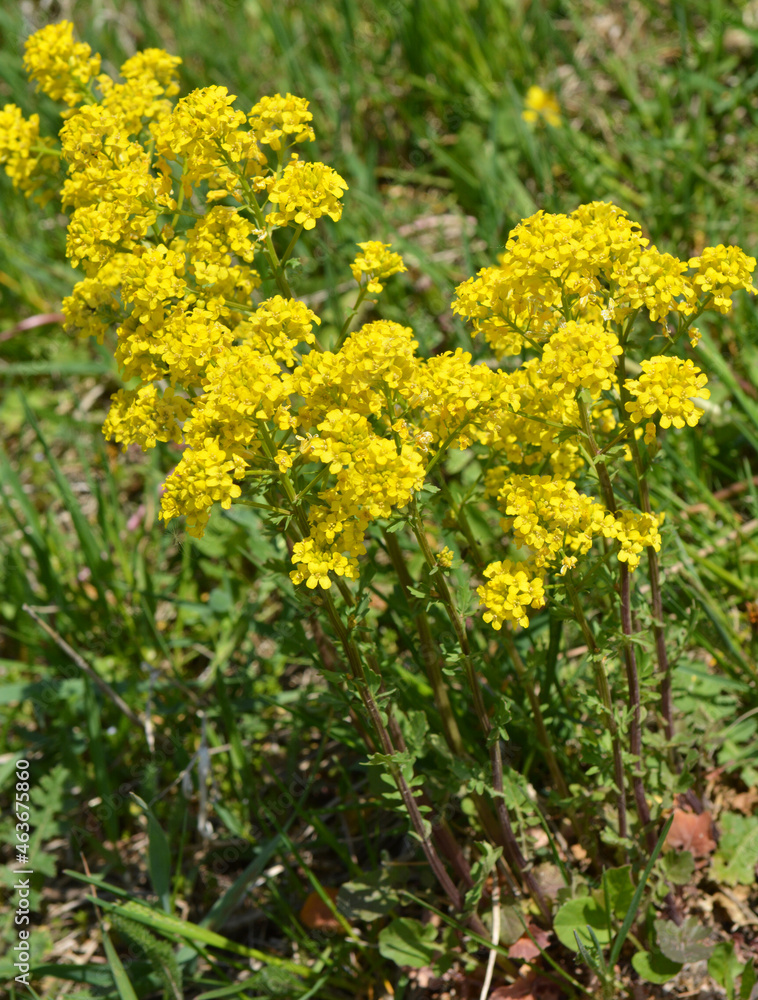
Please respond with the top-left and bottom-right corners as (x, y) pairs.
(4, 21), (755, 632)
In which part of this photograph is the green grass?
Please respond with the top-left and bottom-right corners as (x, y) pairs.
(1, 1), (758, 998)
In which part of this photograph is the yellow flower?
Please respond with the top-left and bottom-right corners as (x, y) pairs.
(23, 21), (100, 107)
(159, 439), (246, 538)
(249, 93), (315, 150)
(522, 86), (561, 127)
(103, 385), (192, 451)
(351, 241), (407, 293)
(266, 156), (348, 230)
(478, 559), (546, 630)
(0, 104), (58, 203)
(624, 356), (710, 434)
(688, 245), (757, 313)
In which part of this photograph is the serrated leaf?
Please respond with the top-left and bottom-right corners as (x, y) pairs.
(632, 949), (683, 984)
(378, 918), (438, 969)
(711, 813), (758, 886)
(464, 841), (503, 915)
(655, 917), (713, 964)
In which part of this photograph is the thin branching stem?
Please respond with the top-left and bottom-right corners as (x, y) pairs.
(577, 394), (653, 850)
(409, 497), (551, 921)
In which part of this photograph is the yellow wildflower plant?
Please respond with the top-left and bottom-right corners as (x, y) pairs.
(8, 21), (756, 633)
(12, 22), (758, 940)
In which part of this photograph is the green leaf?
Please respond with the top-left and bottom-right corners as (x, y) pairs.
(708, 942), (743, 1000)
(660, 850), (695, 886)
(90, 897), (310, 974)
(464, 841), (503, 915)
(632, 949), (683, 984)
(378, 917), (438, 969)
(337, 868), (402, 923)
(131, 794), (172, 914)
(102, 927), (139, 1000)
(740, 959), (756, 1000)
(608, 814), (673, 968)
(711, 813), (758, 886)
(600, 865), (634, 918)
(655, 917), (713, 964)
(553, 896), (611, 952)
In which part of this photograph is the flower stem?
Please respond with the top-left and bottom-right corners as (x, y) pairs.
(319, 589), (488, 933)
(576, 394), (653, 850)
(563, 570), (628, 842)
(383, 530), (466, 757)
(618, 355), (675, 746)
(409, 497), (551, 921)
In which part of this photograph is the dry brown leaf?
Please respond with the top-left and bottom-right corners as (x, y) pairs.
(664, 809), (717, 857)
(712, 888), (758, 927)
(729, 789), (758, 816)
(507, 924), (552, 961)
(299, 888), (343, 932)
(490, 971), (561, 1000)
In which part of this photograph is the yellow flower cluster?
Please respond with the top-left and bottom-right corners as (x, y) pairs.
(688, 245), (758, 313)
(624, 357), (710, 439)
(537, 320), (621, 398)
(160, 440), (245, 538)
(477, 560), (547, 629)
(23, 21), (100, 107)
(9, 23), (757, 613)
(103, 385), (192, 451)
(522, 86), (561, 127)
(294, 320), (421, 428)
(292, 410), (426, 589)
(237, 296), (319, 366)
(451, 202), (756, 359)
(496, 475), (663, 572)
(249, 93), (315, 149)
(350, 242), (407, 293)
(267, 157), (348, 230)
(0, 104), (58, 203)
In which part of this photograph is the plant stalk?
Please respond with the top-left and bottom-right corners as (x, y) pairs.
(410, 498), (551, 921)
(576, 395), (654, 850)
